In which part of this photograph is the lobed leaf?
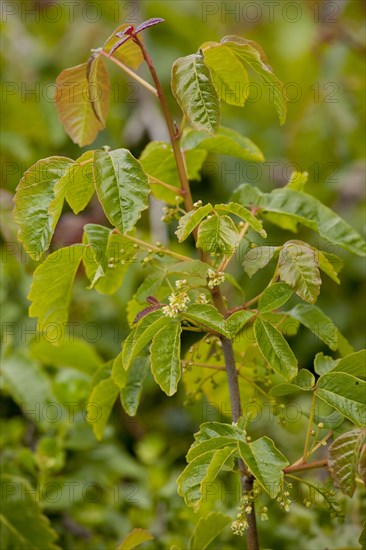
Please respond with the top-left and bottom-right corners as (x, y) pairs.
(93, 148), (149, 234)
(14, 157), (74, 260)
(197, 214), (239, 255)
(243, 245), (279, 278)
(328, 429), (365, 497)
(278, 240), (321, 304)
(55, 59), (109, 146)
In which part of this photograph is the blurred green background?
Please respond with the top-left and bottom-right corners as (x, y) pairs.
(1, 1), (365, 549)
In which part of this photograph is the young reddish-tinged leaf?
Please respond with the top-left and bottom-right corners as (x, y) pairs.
(103, 24), (143, 69)
(93, 148), (149, 235)
(14, 157), (74, 260)
(278, 240), (321, 304)
(55, 60), (109, 147)
(135, 17), (165, 33)
(254, 317), (298, 380)
(328, 429), (365, 497)
(117, 528), (154, 550)
(171, 51), (220, 133)
(176, 204), (213, 242)
(28, 245), (85, 342)
(151, 320), (182, 396)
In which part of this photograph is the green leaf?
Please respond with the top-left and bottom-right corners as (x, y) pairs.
(314, 352), (338, 376)
(30, 336), (103, 374)
(28, 245), (85, 341)
(238, 437), (289, 497)
(62, 150), (95, 214)
(197, 214), (239, 255)
(359, 521), (366, 550)
(278, 241), (321, 304)
(316, 250), (343, 284)
(83, 230), (137, 294)
(103, 24), (144, 70)
(0, 474), (60, 550)
(316, 372), (366, 426)
(287, 171), (308, 191)
(221, 36), (287, 124)
(251, 187), (366, 257)
(215, 202), (266, 237)
(270, 369), (315, 396)
(201, 43), (249, 106)
(226, 310), (255, 338)
(122, 311), (168, 370)
(135, 271), (165, 303)
(120, 353), (150, 416)
(151, 320), (182, 396)
(243, 246), (279, 278)
(187, 422), (245, 461)
(0, 353), (61, 429)
(258, 283), (293, 313)
(166, 260), (210, 286)
(330, 350), (366, 379)
(87, 376), (119, 440)
(117, 528), (154, 550)
(285, 303), (339, 351)
(176, 204), (213, 242)
(171, 51), (220, 133)
(182, 304), (229, 338)
(55, 59), (109, 146)
(14, 157), (74, 260)
(177, 446), (236, 510)
(93, 148), (149, 234)
(254, 317), (298, 380)
(190, 512), (231, 550)
(182, 126), (264, 162)
(139, 141), (206, 204)
(328, 429), (365, 497)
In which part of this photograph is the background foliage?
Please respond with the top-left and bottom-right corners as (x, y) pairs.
(1, 1), (365, 549)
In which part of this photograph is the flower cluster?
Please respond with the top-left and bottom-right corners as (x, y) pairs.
(232, 490), (260, 536)
(175, 279), (187, 290)
(162, 291), (190, 318)
(207, 268), (225, 289)
(196, 293), (208, 304)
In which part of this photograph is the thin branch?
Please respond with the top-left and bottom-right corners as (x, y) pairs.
(119, 233), (193, 262)
(303, 392), (317, 463)
(147, 174), (185, 195)
(100, 50), (158, 96)
(284, 458), (328, 474)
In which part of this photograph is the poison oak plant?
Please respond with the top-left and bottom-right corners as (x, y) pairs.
(12, 18), (366, 550)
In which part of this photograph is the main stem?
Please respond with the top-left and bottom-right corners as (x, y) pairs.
(134, 36), (259, 550)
